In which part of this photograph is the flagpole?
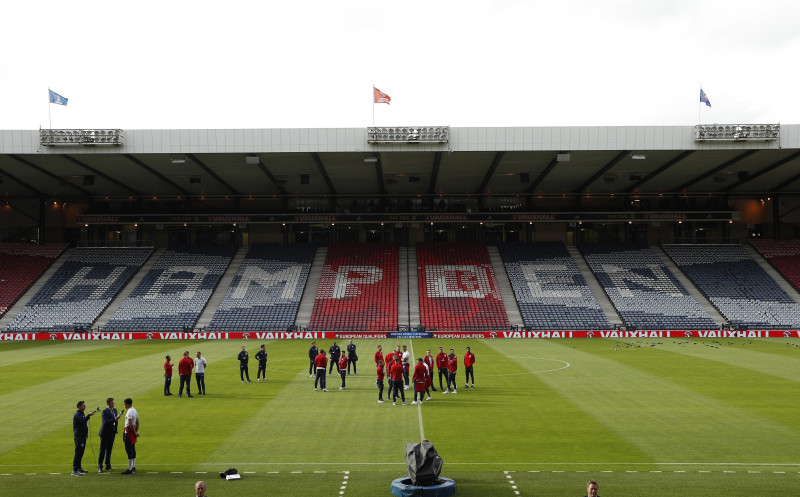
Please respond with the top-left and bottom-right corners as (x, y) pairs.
(48, 87), (52, 130)
(372, 84), (375, 128)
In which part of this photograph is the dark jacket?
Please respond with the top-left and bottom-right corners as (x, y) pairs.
(99, 407), (118, 438)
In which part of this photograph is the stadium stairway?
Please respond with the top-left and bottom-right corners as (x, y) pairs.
(651, 245), (727, 326)
(294, 246), (326, 329)
(566, 245), (623, 327)
(403, 246), (421, 330)
(93, 248), (164, 329)
(487, 245), (523, 328)
(0, 248), (74, 329)
(194, 246), (248, 329)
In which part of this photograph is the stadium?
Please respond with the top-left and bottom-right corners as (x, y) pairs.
(0, 122), (798, 496)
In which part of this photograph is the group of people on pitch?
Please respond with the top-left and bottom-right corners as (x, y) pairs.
(373, 344), (476, 405)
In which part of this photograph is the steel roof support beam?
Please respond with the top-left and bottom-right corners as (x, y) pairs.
(723, 150), (800, 192)
(60, 154), (142, 196)
(310, 153), (337, 195)
(373, 153), (385, 195)
(477, 152), (505, 194)
(526, 156), (558, 194)
(574, 151), (630, 193)
(186, 154), (240, 196)
(428, 152), (442, 194)
(255, 159), (288, 196)
(9, 154), (92, 197)
(123, 154), (192, 196)
(622, 150), (694, 194)
(672, 150), (757, 192)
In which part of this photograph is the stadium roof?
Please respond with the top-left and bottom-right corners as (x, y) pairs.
(1, 125), (799, 202)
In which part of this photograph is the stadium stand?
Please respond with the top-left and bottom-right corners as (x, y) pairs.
(663, 244), (800, 329)
(580, 243), (717, 330)
(750, 239), (800, 292)
(4, 247), (152, 331)
(417, 242), (510, 331)
(0, 243), (68, 317)
(103, 245), (235, 332)
(498, 242), (612, 330)
(307, 242), (398, 331)
(206, 243), (315, 331)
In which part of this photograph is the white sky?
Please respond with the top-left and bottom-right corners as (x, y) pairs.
(2, 0), (799, 130)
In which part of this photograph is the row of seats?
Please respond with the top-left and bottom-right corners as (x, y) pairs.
(5, 248), (152, 331)
(580, 243), (717, 330)
(663, 244), (800, 329)
(207, 244), (316, 331)
(308, 243), (398, 331)
(750, 239), (800, 293)
(499, 242), (612, 330)
(0, 243), (68, 317)
(103, 245), (237, 332)
(417, 242), (510, 331)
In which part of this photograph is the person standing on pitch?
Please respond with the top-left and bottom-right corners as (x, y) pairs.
(401, 345), (411, 389)
(584, 480), (599, 497)
(464, 346), (476, 388)
(238, 346), (252, 383)
(445, 352), (458, 394)
(374, 344), (384, 367)
(436, 347), (448, 392)
(195, 480), (208, 496)
(346, 339), (357, 375)
(390, 357), (406, 405)
(121, 398), (138, 474)
(163, 355), (173, 396)
(328, 341), (341, 375)
(412, 357), (428, 405)
(376, 359), (386, 403)
(424, 349), (437, 392)
(195, 351), (207, 395)
(71, 400), (96, 475)
(178, 351), (194, 398)
(338, 352), (348, 390)
(314, 349), (328, 391)
(384, 348), (396, 400)
(255, 344), (268, 381)
(98, 397), (122, 472)
(308, 341), (318, 377)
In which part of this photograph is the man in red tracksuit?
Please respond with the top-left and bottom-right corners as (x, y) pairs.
(423, 349), (437, 393)
(376, 360), (385, 403)
(390, 357), (406, 405)
(464, 346), (476, 388)
(374, 345), (384, 367)
(178, 350), (194, 398)
(314, 350), (328, 392)
(445, 352), (458, 394)
(338, 354), (348, 390)
(384, 349), (396, 399)
(435, 347), (448, 392)
(412, 358), (428, 404)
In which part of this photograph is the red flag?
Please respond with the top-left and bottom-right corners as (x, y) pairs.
(373, 87), (391, 105)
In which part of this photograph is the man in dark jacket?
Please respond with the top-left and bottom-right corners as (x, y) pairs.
(98, 397), (122, 472)
(72, 400), (96, 475)
(308, 341), (318, 377)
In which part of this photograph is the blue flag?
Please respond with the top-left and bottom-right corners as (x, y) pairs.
(49, 89), (68, 106)
(700, 89), (711, 108)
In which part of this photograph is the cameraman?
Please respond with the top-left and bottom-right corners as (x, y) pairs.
(71, 400), (96, 476)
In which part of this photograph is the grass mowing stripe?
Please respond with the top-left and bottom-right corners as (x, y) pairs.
(494, 339), (800, 465)
(408, 339), (426, 441)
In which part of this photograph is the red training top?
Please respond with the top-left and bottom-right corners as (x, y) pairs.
(389, 362), (404, 381)
(178, 356), (194, 375)
(339, 355), (348, 370)
(447, 356), (458, 374)
(436, 352), (448, 369)
(314, 353), (328, 369)
(164, 360), (173, 375)
(376, 365), (385, 381)
(464, 351), (476, 367)
(374, 350), (384, 366)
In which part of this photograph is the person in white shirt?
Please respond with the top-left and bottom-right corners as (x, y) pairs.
(121, 398), (139, 475)
(195, 351), (207, 395)
(401, 345), (411, 389)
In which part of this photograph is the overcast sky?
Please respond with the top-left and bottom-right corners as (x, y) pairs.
(2, 0), (799, 130)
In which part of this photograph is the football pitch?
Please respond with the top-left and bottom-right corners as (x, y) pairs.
(0, 337), (798, 496)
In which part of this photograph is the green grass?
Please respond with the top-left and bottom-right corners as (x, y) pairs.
(1, 338), (798, 496)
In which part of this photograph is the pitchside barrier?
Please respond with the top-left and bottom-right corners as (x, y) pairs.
(1, 330), (799, 341)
